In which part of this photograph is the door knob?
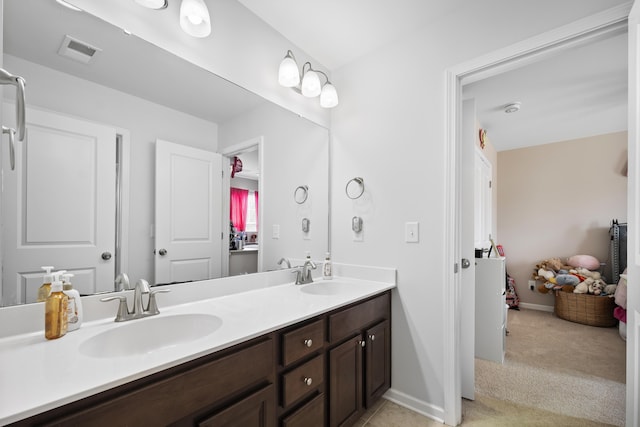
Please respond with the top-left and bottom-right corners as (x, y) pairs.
(101, 251), (112, 260)
(461, 258), (471, 269)
(158, 248), (167, 256)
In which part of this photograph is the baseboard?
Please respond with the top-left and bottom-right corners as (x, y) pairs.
(383, 388), (444, 424)
(518, 302), (554, 312)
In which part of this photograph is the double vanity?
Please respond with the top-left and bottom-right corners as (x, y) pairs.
(0, 266), (395, 426)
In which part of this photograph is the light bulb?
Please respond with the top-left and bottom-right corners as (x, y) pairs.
(180, 0), (211, 38)
(301, 70), (321, 98)
(320, 82), (339, 108)
(278, 53), (300, 87)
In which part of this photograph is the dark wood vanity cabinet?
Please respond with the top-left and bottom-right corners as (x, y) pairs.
(11, 290), (391, 427)
(328, 293), (391, 427)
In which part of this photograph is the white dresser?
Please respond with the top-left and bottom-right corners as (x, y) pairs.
(475, 257), (507, 363)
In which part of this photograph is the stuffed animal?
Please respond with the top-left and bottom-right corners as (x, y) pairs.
(573, 267), (601, 281)
(574, 278), (593, 294)
(549, 274), (580, 286)
(567, 254), (600, 271)
(604, 284), (617, 295)
(591, 279), (607, 295)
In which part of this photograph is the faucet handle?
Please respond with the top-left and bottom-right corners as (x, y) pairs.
(147, 289), (171, 315)
(100, 295), (130, 322)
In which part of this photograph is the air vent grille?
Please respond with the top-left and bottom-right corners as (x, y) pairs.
(58, 35), (101, 64)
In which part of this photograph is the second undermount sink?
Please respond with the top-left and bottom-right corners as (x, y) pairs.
(300, 281), (368, 296)
(80, 313), (223, 358)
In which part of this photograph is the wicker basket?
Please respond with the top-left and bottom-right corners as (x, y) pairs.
(554, 291), (617, 327)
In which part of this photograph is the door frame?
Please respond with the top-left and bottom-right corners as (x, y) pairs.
(221, 136), (264, 276)
(443, 4), (632, 425)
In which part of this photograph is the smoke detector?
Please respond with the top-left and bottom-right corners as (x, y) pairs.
(504, 102), (521, 114)
(58, 35), (102, 64)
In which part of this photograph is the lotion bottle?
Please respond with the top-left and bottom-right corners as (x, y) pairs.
(62, 273), (82, 332)
(37, 266), (55, 302)
(323, 252), (333, 280)
(45, 272), (68, 340)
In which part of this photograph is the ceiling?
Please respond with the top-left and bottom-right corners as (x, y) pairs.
(239, 0), (629, 152)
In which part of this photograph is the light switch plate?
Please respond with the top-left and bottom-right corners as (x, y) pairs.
(272, 224), (280, 239)
(405, 222), (419, 243)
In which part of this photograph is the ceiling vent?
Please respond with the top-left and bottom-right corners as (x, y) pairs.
(57, 35), (101, 64)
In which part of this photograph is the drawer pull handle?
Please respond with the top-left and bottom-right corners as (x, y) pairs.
(303, 339), (313, 347)
(303, 377), (313, 386)
(369, 334), (376, 341)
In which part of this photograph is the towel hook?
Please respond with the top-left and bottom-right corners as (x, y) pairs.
(345, 177), (364, 199)
(294, 185), (309, 204)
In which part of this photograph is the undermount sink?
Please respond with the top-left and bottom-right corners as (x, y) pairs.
(80, 313), (223, 358)
(300, 281), (367, 296)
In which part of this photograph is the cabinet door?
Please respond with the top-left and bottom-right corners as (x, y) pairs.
(198, 384), (274, 427)
(364, 320), (390, 408)
(329, 337), (363, 427)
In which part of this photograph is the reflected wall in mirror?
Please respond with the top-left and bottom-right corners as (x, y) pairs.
(0, 0), (329, 306)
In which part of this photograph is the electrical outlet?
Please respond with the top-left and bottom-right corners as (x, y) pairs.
(528, 280), (536, 291)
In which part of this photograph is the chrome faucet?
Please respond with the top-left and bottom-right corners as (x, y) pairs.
(277, 257), (292, 268)
(293, 257), (317, 285)
(114, 273), (131, 291)
(101, 279), (170, 322)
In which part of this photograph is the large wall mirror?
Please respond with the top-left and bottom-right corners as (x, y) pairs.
(0, 0), (329, 307)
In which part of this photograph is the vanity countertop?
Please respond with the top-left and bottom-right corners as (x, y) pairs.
(0, 276), (395, 425)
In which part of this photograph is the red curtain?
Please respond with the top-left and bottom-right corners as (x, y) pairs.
(230, 188), (249, 231)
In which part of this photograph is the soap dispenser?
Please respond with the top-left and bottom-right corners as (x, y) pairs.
(62, 273), (83, 332)
(45, 272), (68, 340)
(37, 266), (55, 302)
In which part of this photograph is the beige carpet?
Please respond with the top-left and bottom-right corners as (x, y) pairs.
(474, 308), (626, 426)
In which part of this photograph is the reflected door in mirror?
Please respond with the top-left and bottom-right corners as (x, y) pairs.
(155, 139), (223, 285)
(2, 106), (117, 305)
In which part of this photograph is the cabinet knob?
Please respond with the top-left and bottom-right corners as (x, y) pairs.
(359, 340), (366, 348)
(303, 377), (313, 386)
(369, 334), (375, 341)
(303, 339), (313, 348)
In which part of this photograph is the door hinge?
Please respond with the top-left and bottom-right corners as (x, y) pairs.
(221, 232), (224, 240)
(454, 263), (459, 273)
(489, 180), (492, 189)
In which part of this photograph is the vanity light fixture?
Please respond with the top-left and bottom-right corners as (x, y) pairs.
(133, 0), (168, 9)
(180, 0), (212, 38)
(278, 50), (339, 108)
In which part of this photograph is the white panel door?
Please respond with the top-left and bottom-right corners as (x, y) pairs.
(2, 106), (117, 305)
(155, 139), (222, 285)
(627, 1), (640, 424)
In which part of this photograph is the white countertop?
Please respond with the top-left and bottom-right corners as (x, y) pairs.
(0, 275), (395, 424)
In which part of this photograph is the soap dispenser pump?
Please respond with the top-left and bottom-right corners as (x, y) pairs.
(45, 271), (68, 340)
(37, 266), (55, 302)
(322, 252), (333, 280)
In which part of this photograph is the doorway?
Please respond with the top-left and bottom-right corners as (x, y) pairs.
(443, 5), (631, 426)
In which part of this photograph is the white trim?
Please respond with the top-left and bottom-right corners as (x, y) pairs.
(115, 128), (130, 279)
(383, 388), (445, 424)
(518, 302), (554, 313)
(444, 4), (632, 426)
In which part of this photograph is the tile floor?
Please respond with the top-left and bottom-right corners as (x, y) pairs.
(355, 396), (618, 426)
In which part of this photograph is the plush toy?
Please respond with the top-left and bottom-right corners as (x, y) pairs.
(549, 274), (580, 286)
(535, 268), (555, 281)
(591, 279), (607, 295)
(573, 267), (601, 281)
(567, 254), (600, 271)
(574, 278), (593, 294)
(604, 284), (617, 295)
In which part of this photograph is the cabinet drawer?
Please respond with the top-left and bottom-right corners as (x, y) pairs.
(281, 354), (324, 408)
(281, 318), (325, 367)
(43, 338), (274, 426)
(281, 393), (325, 427)
(198, 384), (275, 427)
(329, 293), (389, 343)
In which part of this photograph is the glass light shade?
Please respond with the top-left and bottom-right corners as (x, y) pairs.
(278, 56), (300, 87)
(180, 0), (212, 38)
(320, 83), (339, 108)
(301, 70), (321, 98)
(134, 0), (167, 9)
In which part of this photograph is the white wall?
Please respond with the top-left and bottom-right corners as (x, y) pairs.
(219, 103), (329, 269)
(330, 0), (629, 419)
(4, 54), (218, 285)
